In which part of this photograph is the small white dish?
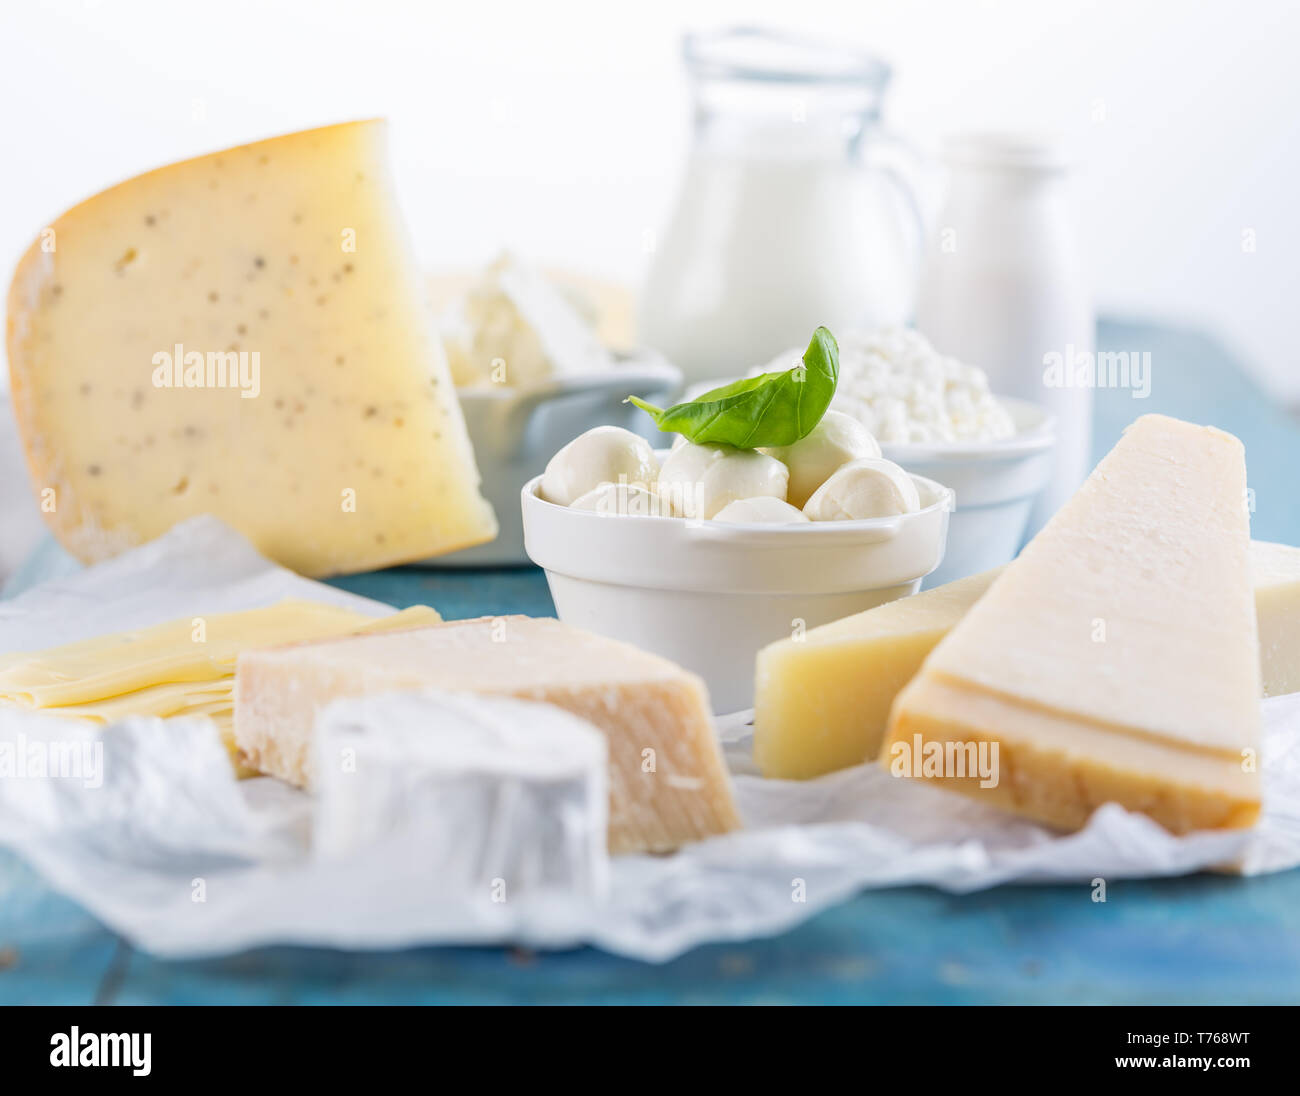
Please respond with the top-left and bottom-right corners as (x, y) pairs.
(879, 397), (1055, 587)
(423, 353), (682, 567)
(521, 462), (953, 711)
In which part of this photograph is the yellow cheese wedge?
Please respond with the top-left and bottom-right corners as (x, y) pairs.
(6, 120), (497, 576)
(234, 616), (742, 853)
(754, 540), (1300, 780)
(754, 569), (1000, 780)
(883, 415), (1260, 834)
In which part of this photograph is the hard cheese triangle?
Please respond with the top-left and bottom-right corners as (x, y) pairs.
(883, 414), (1261, 833)
(7, 120), (496, 576)
(753, 540), (1300, 781)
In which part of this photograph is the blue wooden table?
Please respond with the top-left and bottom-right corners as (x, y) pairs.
(2, 320), (1299, 1004)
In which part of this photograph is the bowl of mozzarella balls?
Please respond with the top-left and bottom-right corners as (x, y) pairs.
(753, 328), (1056, 588)
(521, 328), (955, 712)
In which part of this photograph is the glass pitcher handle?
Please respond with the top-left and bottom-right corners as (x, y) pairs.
(859, 127), (933, 305)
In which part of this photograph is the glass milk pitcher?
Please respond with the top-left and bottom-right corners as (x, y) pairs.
(640, 28), (922, 384)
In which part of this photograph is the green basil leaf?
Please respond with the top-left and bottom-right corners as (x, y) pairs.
(627, 327), (839, 449)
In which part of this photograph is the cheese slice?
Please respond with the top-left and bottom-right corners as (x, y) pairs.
(6, 119), (496, 576)
(50, 679), (232, 722)
(754, 540), (1300, 779)
(0, 601), (441, 777)
(0, 601), (440, 708)
(234, 616), (742, 853)
(883, 414), (1260, 833)
(0, 600), (376, 707)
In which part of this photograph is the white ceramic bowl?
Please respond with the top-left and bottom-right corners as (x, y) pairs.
(521, 463), (953, 712)
(423, 353), (682, 567)
(879, 397), (1055, 588)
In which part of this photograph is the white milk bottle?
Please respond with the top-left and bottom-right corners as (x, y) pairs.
(640, 28), (922, 384)
(915, 134), (1094, 535)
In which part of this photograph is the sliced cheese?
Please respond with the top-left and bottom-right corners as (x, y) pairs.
(883, 414), (1261, 834)
(0, 601), (440, 708)
(0, 600), (377, 707)
(754, 540), (1300, 780)
(0, 601), (441, 777)
(50, 679), (232, 722)
(234, 616), (742, 854)
(7, 120), (496, 576)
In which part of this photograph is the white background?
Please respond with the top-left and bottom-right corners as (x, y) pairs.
(2, 0), (1297, 402)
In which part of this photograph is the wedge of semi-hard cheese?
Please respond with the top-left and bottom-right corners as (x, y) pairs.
(754, 540), (1300, 780)
(754, 568), (1000, 780)
(234, 616), (742, 854)
(882, 414), (1261, 834)
(6, 120), (496, 576)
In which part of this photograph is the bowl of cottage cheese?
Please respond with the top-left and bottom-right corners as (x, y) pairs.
(699, 328), (1056, 587)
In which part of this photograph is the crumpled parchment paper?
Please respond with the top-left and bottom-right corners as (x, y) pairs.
(1, 516), (1296, 962)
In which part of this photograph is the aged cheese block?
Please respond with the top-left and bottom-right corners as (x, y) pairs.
(883, 415), (1261, 834)
(754, 540), (1300, 780)
(6, 120), (496, 576)
(234, 616), (742, 853)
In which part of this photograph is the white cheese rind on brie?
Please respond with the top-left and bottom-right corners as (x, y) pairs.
(314, 690), (610, 899)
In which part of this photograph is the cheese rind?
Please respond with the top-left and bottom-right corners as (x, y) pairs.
(883, 414), (1261, 834)
(7, 120), (496, 576)
(887, 677), (1260, 833)
(234, 616), (742, 854)
(753, 540), (1300, 780)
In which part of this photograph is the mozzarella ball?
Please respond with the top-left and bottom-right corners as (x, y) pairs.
(657, 442), (789, 519)
(569, 482), (675, 518)
(712, 497), (810, 524)
(670, 432), (689, 451)
(540, 426), (658, 506)
(763, 410), (882, 508)
(802, 458), (920, 521)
